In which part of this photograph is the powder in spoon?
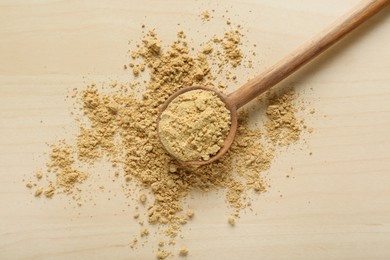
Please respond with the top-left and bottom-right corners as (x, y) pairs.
(158, 90), (231, 161)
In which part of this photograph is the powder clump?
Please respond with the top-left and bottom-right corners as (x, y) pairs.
(159, 90), (231, 161)
(200, 11), (212, 22)
(157, 250), (171, 259)
(228, 216), (235, 226)
(179, 247), (189, 256)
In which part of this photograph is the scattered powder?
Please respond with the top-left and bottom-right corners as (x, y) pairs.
(159, 90), (231, 161)
(265, 89), (301, 146)
(129, 237), (138, 249)
(77, 87), (119, 163)
(221, 30), (243, 67)
(205, 28), (243, 79)
(27, 143), (88, 200)
(48, 144), (88, 194)
(27, 17), (313, 258)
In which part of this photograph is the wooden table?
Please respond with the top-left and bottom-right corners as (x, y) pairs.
(1, 1), (389, 259)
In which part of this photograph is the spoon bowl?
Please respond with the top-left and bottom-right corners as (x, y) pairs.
(157, 86), (238, 166)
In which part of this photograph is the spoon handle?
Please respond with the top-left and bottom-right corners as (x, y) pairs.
(226, 0), (389, 109)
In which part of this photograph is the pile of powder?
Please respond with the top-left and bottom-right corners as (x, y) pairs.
(27, 20), (312, 258)
(158, 89), (231, 161)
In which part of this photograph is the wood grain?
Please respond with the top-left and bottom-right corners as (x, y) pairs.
(1, 1), (390, 259)
(227, 0), (390, 109)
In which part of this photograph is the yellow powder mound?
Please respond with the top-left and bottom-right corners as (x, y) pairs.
(159, 89), (231, 161)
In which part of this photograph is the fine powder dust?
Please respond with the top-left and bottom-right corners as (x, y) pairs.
(26, 17), (312, 259)
(158, 90), (231, 161)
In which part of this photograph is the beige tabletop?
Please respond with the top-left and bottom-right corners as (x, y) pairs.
(1, 0), (390, 259)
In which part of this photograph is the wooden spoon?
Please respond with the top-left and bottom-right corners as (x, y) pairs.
(158, 0), (389, 166)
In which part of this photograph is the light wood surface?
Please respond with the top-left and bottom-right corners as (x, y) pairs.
(227, 0), (389, 109)
(1, 1), (390, 259)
